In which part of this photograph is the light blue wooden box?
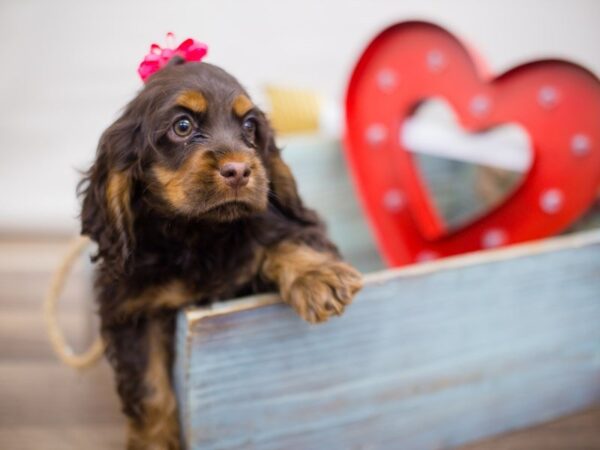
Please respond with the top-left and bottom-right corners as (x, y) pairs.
(174, 139), (600, 450)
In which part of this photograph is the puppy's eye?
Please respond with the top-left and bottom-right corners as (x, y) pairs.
(173, 118), (193, 137)
(242, 118), (256, 137)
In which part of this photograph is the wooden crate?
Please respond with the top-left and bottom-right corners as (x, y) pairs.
(174, 140), (600, 449)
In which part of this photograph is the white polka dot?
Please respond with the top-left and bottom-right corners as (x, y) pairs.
(365, 124), (388, 146)
(416, 250), (439, 263)
(538, 86), (560, 109)
(540, 188), (564, 214)
(481, 228), (507, 249)
(571, 134), (591, 156)
(376, 69), (398, 92)
(427, 50), (446, 72)
(470, 95), (491, 117)
(383, 189), (405, 212)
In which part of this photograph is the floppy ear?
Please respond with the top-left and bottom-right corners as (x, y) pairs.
(259, 115), (320, 226)
(79, 116), (141, 276)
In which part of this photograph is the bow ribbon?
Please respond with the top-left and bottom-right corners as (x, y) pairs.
(138, 33), (208, 82)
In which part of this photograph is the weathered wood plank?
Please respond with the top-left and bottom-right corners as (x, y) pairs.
(2, 235), (599, 450)
(175, 230), (600, 449)
(282, 137), (384, 273)
(461, 407), (600, 450)
(0, 236), (127, 450)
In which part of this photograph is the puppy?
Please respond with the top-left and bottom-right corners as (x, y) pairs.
(79, 58), (362, 449)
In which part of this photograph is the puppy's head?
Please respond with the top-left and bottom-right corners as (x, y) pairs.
(80, 61), (309, 271)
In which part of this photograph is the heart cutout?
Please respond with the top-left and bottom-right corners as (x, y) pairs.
(344, 21), (600, 266)
(402, 98), (532, 234)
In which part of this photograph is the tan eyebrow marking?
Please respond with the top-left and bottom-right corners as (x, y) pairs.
(232, 94), (254, 117)
(176, 90), (207, 113)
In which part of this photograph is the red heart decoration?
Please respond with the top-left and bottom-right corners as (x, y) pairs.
(344, 21), (600, 266)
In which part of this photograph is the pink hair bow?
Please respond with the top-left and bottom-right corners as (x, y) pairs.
(138, 33), (208, 82)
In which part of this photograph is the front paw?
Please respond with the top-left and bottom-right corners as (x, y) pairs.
(286, 261), (363, 324)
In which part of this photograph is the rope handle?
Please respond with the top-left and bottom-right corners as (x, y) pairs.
(43, 235), (104, 369)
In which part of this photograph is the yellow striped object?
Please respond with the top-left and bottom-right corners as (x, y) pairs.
(265, 85), (322, 135)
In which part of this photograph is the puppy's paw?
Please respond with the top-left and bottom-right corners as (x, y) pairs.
(286, 261), (363, 324)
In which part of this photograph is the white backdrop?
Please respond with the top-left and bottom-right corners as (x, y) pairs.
(1, 0), (599, 233)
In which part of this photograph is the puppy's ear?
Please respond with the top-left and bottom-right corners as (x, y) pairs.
(259, 114), (319, 226)
(79, 115), (141, 276)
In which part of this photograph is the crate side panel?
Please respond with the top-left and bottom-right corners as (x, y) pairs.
(179, 238), (600, 449)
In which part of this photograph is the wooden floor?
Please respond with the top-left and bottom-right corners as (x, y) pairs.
(0, 237), (598, 450)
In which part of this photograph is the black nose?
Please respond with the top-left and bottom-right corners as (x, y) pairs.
(219, 162), (251, 188)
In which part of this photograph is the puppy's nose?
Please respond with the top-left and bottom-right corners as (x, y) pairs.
(219, 162), (251, 188)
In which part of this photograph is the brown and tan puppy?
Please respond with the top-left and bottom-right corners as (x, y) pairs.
(79, 58), (362, 450)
